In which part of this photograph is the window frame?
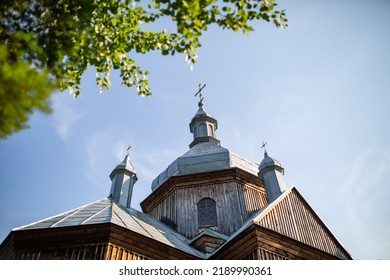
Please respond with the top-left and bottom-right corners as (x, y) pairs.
(197, 197), (217, 228)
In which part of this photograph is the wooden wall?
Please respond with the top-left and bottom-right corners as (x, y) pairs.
(256, 189), (351, 259)
(212, 224), (344, 260)
(9, 243), (147, 260)
(0, 223), (198, 260)
(241, 248), (288, 260)
(144, 169), (267, 239)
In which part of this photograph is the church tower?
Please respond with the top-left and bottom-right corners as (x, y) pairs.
(109, 149), (138, 208)
(259, 150), (287, 203)
(189, 96), (220, 148)
(141, 90), (268, 246)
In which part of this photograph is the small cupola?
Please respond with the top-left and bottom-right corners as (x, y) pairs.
(109, 148), (138, 208)
(258, 149), (287, 203)
(189, 84), (220, 148)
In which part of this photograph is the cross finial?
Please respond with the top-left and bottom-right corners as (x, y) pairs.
(261, 141), (267, 154)
(194, 83), (206, 106)
(126, 144), (132, 156)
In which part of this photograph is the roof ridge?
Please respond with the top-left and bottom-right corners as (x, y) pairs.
(80, 202), (112, 225)
(13, 198), (109, 230)
(209, 187), (294, 256)
(51, 205), (88, 227)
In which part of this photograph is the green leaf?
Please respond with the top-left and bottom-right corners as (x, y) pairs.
(0, 0), (287, 137)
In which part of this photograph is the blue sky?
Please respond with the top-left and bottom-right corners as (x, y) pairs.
(1, 0), (389, 260)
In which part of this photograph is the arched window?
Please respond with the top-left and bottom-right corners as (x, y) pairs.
(208, 124), (214, 137)
(197, 198), (217, 227)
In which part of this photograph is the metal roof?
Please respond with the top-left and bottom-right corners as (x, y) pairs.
(151, 142), (259, 191)
(191, 102), (215, 120)
(14, 197), (206, 258)
(110, 154), (136, 179)
(259, 152), (283, 170)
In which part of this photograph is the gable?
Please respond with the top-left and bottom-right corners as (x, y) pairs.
(189, 229), (228, 253)
(254, 187), (352, 259)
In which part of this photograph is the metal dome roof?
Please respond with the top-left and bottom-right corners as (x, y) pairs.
(151, 142), (259, 191)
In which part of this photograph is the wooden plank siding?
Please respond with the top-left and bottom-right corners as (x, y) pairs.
(241, 248), (288, 260)
(143, 168), (267, 239)
(190, 235), (226, 254)
(0, 233), (14, 260)
(9, 243), (147, 260)
(211, 227), (259, 259)
(105, 243), (147, 260)
(212, 224), (343, 260)
(255, 189), (351, 259)
(1, 223), (199, 260)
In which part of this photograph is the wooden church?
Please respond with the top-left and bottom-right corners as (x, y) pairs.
(0, 92), (352, 260)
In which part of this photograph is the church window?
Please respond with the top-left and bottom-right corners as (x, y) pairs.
(208, 124), (214, 137)
(198, 198), (217, 227)
(198, 123), (206, 137)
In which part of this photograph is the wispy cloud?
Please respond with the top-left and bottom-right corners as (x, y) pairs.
(337, 146), (390, 259)
(83, 131), (114, 188)
(134, 147), (178, 182)
(81, 131), (136, 189)
(129, 146), (179, 210)
(79, 130), (179, 209)
(51, 93), (84, 141)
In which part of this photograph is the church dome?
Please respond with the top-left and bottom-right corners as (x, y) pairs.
(151, 141), (259, 191)
(151, 91), (259, 191)
(259, 152), (282, 171)
(109, 154), (136, 179)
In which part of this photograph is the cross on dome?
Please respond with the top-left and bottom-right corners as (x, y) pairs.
(261, 141), (268, 154)
(126, 144), (132, 156)
(194, 83), (206, 106)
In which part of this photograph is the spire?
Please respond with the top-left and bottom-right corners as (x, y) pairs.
(258, 145), (287, 203)
(189, 84), (220, 148)
(109, 146), (138, 208)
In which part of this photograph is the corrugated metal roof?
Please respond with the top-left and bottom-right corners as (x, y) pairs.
(14, 197), (206, 258)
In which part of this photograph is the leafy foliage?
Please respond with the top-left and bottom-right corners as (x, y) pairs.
(0, 0), (287, 138)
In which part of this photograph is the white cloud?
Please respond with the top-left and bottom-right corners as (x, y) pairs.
(83, 131), (114, 188)
(337, 146), (390, 259)
(135, 147), (178, 181)
(51, 93), (84, 141)
(81, 131), (137, 190)
(78, 133), (180, 210)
